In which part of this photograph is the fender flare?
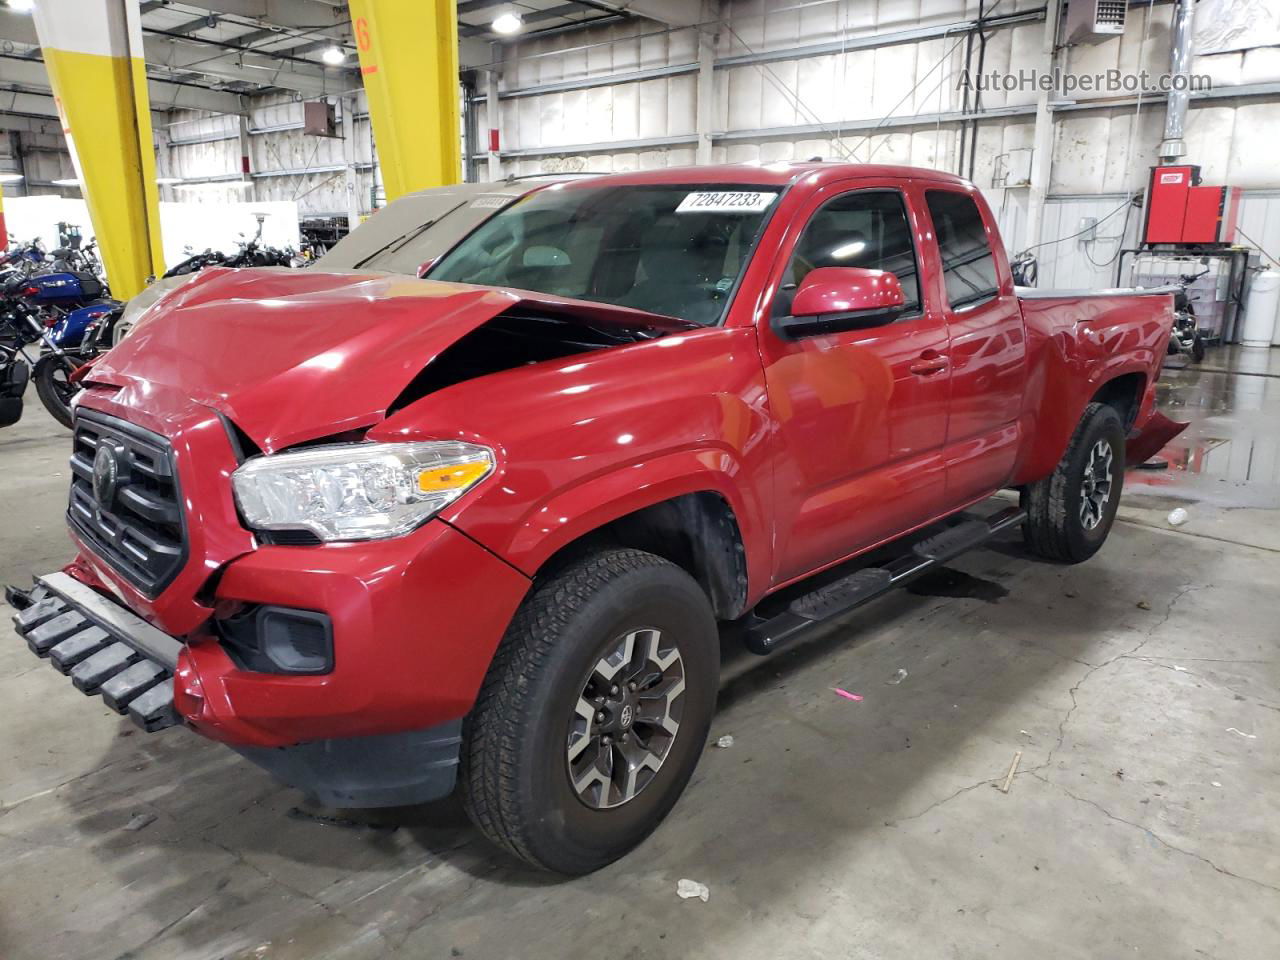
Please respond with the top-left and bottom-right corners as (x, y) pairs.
(498, 446), (768, 599)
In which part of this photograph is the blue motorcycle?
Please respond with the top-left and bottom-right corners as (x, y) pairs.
(0, 269), (118, 429)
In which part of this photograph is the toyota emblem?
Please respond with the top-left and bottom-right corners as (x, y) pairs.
(92, 444), (119, 507)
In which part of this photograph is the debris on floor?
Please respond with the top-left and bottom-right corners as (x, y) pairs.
(677, 878), (710, 902)
(887, 668), (909, 685)
(831, 687), (863, 702)
(1226, 727), (1258, 739)
(1137, 600), (1152, 610)
(999, 751), (1022, 794)
(715, 735), (735, 748)
(1167, 507), (1189, 526)
(123, 812), (156, 832)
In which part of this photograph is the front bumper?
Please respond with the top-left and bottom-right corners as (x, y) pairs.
(6, 570), (477, 807)
(7, 573), (182, 731)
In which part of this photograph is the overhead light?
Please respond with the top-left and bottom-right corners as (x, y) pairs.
(321, 45), (346, 65)
(491, 11), (523, 35)
(0, 173), (23, 183)
(831, 240), (866, 259)
(7, 0), (35, 13)
(51, 178), (81, 187)
(155, 177), (183, 185)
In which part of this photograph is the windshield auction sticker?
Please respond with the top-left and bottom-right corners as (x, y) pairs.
(676, 191), (776, 214)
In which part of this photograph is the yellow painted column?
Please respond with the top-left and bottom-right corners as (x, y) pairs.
(349, 0), (461, 202)
(33, 1), (164, 298)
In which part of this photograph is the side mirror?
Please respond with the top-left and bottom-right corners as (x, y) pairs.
(776, 267), (906, 339)
(417, 257), (437, 278)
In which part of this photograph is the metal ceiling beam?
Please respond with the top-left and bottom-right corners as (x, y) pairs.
(142, 34), (358, 95)
(167, 13), (222, 34)
(460, 3), (588, 38)
(0, 54), (246, 114)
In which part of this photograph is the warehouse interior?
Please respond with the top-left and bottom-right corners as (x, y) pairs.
(1, 1), (1279, 958)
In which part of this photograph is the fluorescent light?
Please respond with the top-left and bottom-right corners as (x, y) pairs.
(831, 240), (866, 259)
(175, 179), (254, 191)
(0, 173), (23, 183)
(51, 178), (81, 187)
(155, 177), (183, 185)
(491, 12), (523, 34)
(321, 45), (346, 65)
(8, 0), (35, 13)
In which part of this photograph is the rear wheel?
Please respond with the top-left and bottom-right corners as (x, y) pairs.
(461, 548), (718, 874)
(33, 354), (78, 429)
(1022, 402), (1125, 563)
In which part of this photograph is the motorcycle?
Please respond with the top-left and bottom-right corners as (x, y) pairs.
(0, 282), (79, 429)
(162, 215), (297, 279)
(0, 268), (118, 429)
(1165, 262), (1210, 366)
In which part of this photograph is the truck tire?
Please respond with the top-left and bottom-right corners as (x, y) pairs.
(461, 548), (719, 874)
(1022, 401), (1125, 563)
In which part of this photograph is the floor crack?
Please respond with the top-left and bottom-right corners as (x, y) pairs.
(1029, 772), (1280, 895)
(1033, 582), (1199, 774)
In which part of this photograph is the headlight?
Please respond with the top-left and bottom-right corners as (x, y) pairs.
(232, 440), (494, 542)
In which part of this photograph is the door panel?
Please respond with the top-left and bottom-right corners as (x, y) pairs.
(920, 188), (1027, 502)
(757, 182), (952, 585)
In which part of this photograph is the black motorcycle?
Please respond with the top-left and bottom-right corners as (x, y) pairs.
(1166, 263), (1210, 366)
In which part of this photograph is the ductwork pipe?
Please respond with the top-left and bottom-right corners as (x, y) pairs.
(1159, 0), (1195, 162)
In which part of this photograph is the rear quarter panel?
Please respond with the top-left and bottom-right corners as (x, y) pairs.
(368, 325), (776, 605)
(1011, 291), (1174, 485)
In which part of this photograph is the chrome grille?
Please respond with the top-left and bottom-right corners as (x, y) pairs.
(68, 410), (186, 597)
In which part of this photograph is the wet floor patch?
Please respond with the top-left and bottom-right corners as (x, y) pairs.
(906, 567), (1009, 604)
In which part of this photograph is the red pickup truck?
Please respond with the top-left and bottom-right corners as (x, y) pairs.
(8, 163), (1184, 874)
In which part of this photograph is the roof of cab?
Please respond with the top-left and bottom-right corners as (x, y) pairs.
(542, 162), (974, 191)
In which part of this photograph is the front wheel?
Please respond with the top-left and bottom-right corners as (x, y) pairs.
(33, 354), (79, 429)
(1022, 402), (1126, 563)
(461, 548), (719, 874)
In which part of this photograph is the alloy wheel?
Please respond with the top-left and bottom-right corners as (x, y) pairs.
(1079, 438), (1114, 530)
(566, 628), (685, 810)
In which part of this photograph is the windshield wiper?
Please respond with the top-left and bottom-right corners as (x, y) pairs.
(352, 200), (468, 270)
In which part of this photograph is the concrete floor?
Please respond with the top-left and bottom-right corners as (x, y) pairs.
(2, 348), (1279, 960)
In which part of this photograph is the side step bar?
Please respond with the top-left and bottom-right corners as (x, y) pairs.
(743, 506), (1026, 656)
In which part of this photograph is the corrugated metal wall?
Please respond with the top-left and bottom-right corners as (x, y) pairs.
(481, 0), (1280, 263)
(164, 93), (377, 218)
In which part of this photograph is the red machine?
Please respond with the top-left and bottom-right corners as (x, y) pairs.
(1142, 164), (1240, 245)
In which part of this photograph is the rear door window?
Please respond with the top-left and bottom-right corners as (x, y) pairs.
(925, 190), (999, 309)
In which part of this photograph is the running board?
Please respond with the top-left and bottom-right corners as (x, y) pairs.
(743, 506), (1026, 656)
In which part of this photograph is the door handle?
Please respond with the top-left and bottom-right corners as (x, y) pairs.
(909, 353), (949, 376)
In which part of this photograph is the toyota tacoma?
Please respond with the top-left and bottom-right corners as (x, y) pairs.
(7, 163), (1185, 874)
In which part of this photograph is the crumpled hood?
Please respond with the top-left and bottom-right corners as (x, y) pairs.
(87, 267), (692, 452)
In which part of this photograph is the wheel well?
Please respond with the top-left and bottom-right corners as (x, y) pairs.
(536, 492), (749, 621)
(1091, 373), (1146, 431)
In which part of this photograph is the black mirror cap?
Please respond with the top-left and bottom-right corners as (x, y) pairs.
(774, 305), (905, 340)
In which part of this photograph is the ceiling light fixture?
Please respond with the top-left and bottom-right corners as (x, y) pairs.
(8, 0), (35, 13)
(321, 45), (346, 65)
(491, 12), (523, 35)
(0, 173), (24, 183)
(154, 177), (183, 185)
(51, 178), (81, 187)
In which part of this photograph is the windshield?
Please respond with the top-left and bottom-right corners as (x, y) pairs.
(426, 184), (782, 326)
